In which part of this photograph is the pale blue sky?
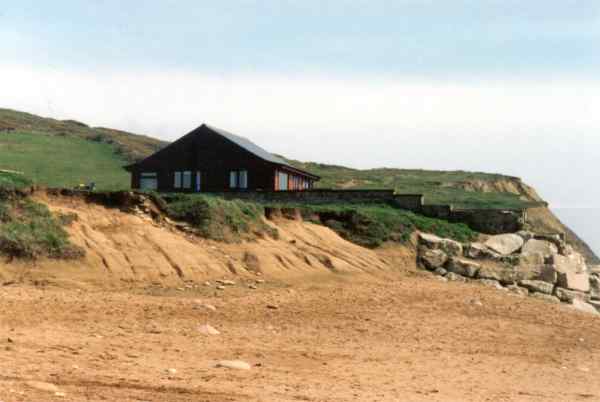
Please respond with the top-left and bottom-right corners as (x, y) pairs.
(1, 1), (600, 252)
(2, 1), (600, 75)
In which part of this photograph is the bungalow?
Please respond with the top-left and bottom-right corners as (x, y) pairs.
(125, 124), (320, 192)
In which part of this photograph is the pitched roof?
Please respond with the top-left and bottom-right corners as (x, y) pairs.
(204, 124), (289, 166)
(126, 123), (319, 179)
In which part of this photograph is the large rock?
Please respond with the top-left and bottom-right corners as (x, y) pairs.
(556, 270), (590, 293)
(519, 280), (554, 295)
(418, 233), (463, 257)
(420, 249), (448, 270)
(537, 265), (558, 284)
(554, 287), (588, 303)
(551, 253), (587, 274)
(571, 299), (599, 315)
(521, 239), (558, 257)
(484, 234), (524, 256)
(447, 258), (481, 278)
(465, 243), (500, 260)
(589, 276), (600, 300)
(476, 279), (503, 290)
(446, 272), (468, 282)
(477, 263), (546, 285)
(434, 267), (447, 276)
(530, 292), (561, 303)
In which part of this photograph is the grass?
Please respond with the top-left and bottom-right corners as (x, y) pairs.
(0, 171), (32, 192)
(0, 195), (83, 259)
(158, 193), (278, 242)
(0, 108), (166, 162)
(278, 203), (477, 248)
(1, 107), (541, 210)
(284, 159), (538, 209)
(0, 131), (131, 190)
(0, 171), (84, 259)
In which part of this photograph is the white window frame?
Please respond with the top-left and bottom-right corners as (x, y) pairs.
(182, 171), (192, 189)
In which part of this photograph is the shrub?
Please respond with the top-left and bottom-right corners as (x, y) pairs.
(291, 203), (476, 248)
(0, 198), (84, 259)
(158, 193), (277, 242)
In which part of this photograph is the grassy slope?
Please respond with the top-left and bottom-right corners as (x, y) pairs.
(2, 107), (533, 208)
(0, 131), (130, 190)
(285, 159), (537, 209)
(0, 108), (167, 190)
(0, 108), (166, 162)
(0, 172), (82, 259)
(0, 108), (596, 262)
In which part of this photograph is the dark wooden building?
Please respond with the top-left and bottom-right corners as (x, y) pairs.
(125, 124), (320, 192)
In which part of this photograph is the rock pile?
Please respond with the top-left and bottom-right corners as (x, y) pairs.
(417, 231), (599, 314)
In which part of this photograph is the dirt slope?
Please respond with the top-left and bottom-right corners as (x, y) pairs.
(0, 193), (397, 288)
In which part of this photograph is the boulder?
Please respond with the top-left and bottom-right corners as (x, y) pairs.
(447, 258), (481, 278)
(521, 239), (558, 257)
(589, 276), (600, 300)
(519, 280), (554, 295)
(588, 300), (600, 312)
(434, 267), (447, 276)
(530, 292), (561, 304)
(551, 253), (587, 274)
(465, 243), (500, 260)
(446, 272), (468, 282)
(418, 233), (463, 257)
(516, 230), (535, 241)
(476, 279), (503, 290)
(536, 265), (558, 284)
(420, 249), (448, 270)
(484, 234), (524, 256)
(554, 287), (589, 303)
(571, 299), (599, 315)
(556, 271), (590, 293)
(477, 264), (545, 285)
(506, 284), (528, 297)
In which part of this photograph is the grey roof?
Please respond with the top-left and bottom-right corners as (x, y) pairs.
(204, 124), (290, 166)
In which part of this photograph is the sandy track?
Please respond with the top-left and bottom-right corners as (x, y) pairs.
(2, 270), (600, 402)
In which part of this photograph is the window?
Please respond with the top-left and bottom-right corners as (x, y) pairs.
(239, 170), (248, 189)
(229, 170), (248, 189)
(230, 171), (238, 188)
(182, 171), (192, 189)
(140, 172), (157, 190)
(278, 172), (288, 191)
(174, 171), (182, 188)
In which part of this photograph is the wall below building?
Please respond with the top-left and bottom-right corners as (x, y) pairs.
(216, 189), (411, 205)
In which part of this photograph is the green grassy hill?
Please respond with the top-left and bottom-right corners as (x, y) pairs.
(0, 108), (167, 190)
(284, 159), (542, 209)
(1, 107), (538, 208)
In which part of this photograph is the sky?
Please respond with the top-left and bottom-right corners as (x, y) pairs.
(1, 1), (599, 251)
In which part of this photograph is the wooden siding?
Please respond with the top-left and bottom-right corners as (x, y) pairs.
(129, 125), (316, 192)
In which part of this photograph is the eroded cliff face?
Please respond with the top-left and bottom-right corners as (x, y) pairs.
(446, 177), (544, 203)
(0, 192), (414, 288)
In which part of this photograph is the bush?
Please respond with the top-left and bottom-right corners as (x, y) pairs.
(0, 198), (84, 259)
(158, 193), (277, 242)
(293, 203), (476, 248)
